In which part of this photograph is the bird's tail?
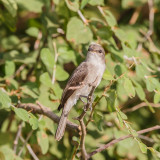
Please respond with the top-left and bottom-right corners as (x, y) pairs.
(55, 110), (68, 141)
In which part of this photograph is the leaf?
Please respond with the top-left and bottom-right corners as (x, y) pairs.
(114, 64), (123, 77)
(103, 68), (114, 80)
(124, 78), (135, 98)
(55, 65), (69, 81)
(145, 77), (159, 92)
(89, 0), (104, 6)
(26, 27), (39, 38)
(0, 88), (11, 109)
(29, 114), (38, 130)
(1, 0), (17, 17)
(138, 141), (147, 153)
(104, 10), (117, 27)
(5, 61), (15, 76)
(119, 111), (128, 120)
(106, 91), (116, 112)
(117, 112), (123, 127)
(65, 0), (79, 12)
(134, 82), (145, 100)
(37, 130), (49, 154)
(66, 17), (93, 44)
(40, 48), (54, 69)
(93, 112), (103, 131)
(130, 128), (138, 137)
(14, 108), (29, 122)
(40, 72), (52, 88)
(44, 117), (55, 134)
(81, 0), (90, 9)
(154, 92), (160, 104)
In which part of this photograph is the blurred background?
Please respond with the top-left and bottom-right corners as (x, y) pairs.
(0, 0), (160, 159)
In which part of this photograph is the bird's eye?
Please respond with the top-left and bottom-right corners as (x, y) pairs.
(88, 48), (91, 52)
(99, 50), (102, 53)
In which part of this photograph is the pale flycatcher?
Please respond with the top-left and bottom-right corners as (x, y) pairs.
(55, 43), (106, 141)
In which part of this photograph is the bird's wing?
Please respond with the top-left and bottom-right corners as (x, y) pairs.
(58, 62), (89, 110)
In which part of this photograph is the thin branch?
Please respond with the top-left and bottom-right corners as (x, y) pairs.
(20, 136), (39, 160)
(75, 87), (95, 160)
(86, 80), (113, 126)
(18, 115), (43, 157)
(88, 125), (160, 158)
(123, 102), (160, 113)
(14, 122), (23, 153)
(77, 10), (89, 25)
(52, 41), (59, 84)
(148, 0), (154, 35)
(16, 102), (79, 132)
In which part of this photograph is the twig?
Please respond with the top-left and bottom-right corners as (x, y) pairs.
(75, 87), (95, 160)
(148, 0), (154, 35)
(52, 41), (59, 84)
(88, 125), (160, 158)
(18, 130), (34, 156)
(18, 115), (43, 156)
(129, 7), (141, 25)
(14, 122), (23, 153)
(77, 10), (89, 25)
(16, 103), (79, 132)
(20, 136), (39, 160)
(86, 80), (113, 126)
(123, 102), (160, 113)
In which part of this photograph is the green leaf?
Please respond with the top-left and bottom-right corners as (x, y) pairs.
(37, 130), (49, 154)
(0, 88), (11, 109)
(114, 64), (123, 77)
(154, 92), (160, 104)
(117, 112), (123, 127)
(14, 108), (29, 122)
(55, 65), (69, 81)
(66, 17), (93, 44)
(26, 27), (39, 38)
(119, 111), (127, 120)
(138, 141), (147, 153)
(89, 0), (104, 6)
(40, 72), (52, 87)
(145, 77), (159, 92)
(104, 10), (117, 27)
(16, 0), (43, 13)
(29, 114), (38, 130)
(93, 112), (103, 131)
(40, 48), (54, 69)
(65, 0), (79, 12)
(1, 0), (17, 17)
(130, 128), (138, 137)
(5, 61), (15, 76)
(81, 0), (90, 9)
(106, 91), (116, 112)
(44, 117), (55, 134)
(124, 78), (135, 98)
(103, 68), (114, 80)
(134, 82), (145, 100)
(114, 28), (127, 42)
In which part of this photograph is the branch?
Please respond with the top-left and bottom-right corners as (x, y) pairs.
(16, 103), (79, 132)
(13, 122), (23, 153)
(75, 87), (95, 160)
(77, 10), (89, 25)
(88, 125), (160, 158)
(20, 136), (39, 160)
(52, 41), (59, 84)
(123, 102), (160, 113)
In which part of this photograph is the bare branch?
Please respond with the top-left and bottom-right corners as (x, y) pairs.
(16, 103), (79, 132)
(52, 41), (59, 84)
(75, 87), (95, 160)
(88, 125), (160, 158)
(20, 136), (39, 160)
(77, 10), (89, 25)
(148, 0), (154, 35)
(123, 102), (160, 113)
(14, 122), (23, 153)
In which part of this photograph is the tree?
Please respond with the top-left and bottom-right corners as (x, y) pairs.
(0, 0), (160, 159)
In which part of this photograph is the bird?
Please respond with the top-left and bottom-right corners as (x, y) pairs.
(55, 42), (106, 141)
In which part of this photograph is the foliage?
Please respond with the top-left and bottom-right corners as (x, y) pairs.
(0, 0), (160, 159)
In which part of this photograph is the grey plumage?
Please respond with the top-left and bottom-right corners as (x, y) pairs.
(55, 43), (106, 141)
